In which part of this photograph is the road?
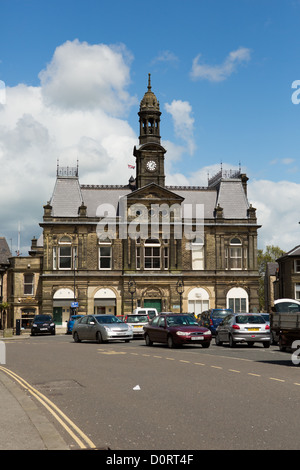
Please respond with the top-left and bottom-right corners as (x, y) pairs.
(2, 334), (300, 450)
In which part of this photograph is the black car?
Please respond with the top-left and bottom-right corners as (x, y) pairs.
(31, 314), (56, 336)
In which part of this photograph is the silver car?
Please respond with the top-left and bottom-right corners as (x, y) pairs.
(72, 314), (133, 343)
(215, 313), (270, 348)
(124, 314), (149, 337)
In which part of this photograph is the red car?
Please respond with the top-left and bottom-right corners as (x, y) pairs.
(143, 313), (212, 348)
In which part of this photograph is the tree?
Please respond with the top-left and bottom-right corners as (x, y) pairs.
(257, 245), (285, 311)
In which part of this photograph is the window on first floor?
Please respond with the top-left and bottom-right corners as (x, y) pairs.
(24, 274), (34, 295)
(295, 283), (300, 300)
(144, 239), (160, 269)
(53, 236), (77, 270)
(295, 260), (300, 273)
(136, 238), (169, 270)
(191, 237), (204, 270)
(225, 238), (245, 270)
(99, 243), (112, 269)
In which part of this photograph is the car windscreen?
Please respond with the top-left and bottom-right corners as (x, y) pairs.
(166, 315), (198, 326)
(34, 315), (52, 322)
(211, 310), (231, 318)
(94, 315), (122, 324)
(275, 302), (300, 313)
(235, 315), (265, 324)
(126, 315), (148, 323)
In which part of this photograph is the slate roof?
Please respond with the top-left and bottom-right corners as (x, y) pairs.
(49, 175), (251, 221)
(277, 245), (300, 259)
(0, 237), (11, 265)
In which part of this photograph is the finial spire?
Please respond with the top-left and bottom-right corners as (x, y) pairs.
(148, 73), (151, 91)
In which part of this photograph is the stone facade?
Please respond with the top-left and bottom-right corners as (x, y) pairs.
(6, 76), (261, 330)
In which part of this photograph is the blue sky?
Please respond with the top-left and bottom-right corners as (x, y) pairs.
(0, 0), (300, 253)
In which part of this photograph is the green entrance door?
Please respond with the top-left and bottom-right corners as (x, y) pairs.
(53, 307), (63, 325)
(143, 299), (162, 313)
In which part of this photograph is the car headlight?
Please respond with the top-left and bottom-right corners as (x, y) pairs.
(176, 331), (190, 336)
(203, 330), (211, 335)
(50, 323), (55, 326)
(32, 323), (37, 327)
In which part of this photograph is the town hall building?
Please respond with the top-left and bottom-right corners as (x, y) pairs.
(7, 75), (261, 330)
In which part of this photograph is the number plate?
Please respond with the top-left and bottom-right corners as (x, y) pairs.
(191, 336), (204, 340)
(248, 328), (259, 331)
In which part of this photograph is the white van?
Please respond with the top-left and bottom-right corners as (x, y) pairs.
(132, 307), (158, 319)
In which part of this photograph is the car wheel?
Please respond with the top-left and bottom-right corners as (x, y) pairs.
(202, 342), (210, 348)
(229, 335), (236, 348)
(145, 334), (153, 346)
(215, 334), (223, 346)
(247, 342), (254, 347)
(124, 339), (130, 343)
(279, 337), (286, 352)
(96, 331), (103, 344)
(73, 332), (81, 343)
(263, 341), (270, 348)
(167, 335), (175, 349)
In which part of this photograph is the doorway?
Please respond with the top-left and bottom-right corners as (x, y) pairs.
(143, 299), (162, 313)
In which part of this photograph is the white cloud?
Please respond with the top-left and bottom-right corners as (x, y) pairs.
(164, 100), (195, 155)
(39, 40), (136, 115)
(151, 50), (179, 65)
(190, 47), (251, 82)
(248, 180), (300, 251)
(0, 40), (138, 253)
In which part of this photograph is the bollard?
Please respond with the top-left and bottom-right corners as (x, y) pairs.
(16, 319), (21, 336)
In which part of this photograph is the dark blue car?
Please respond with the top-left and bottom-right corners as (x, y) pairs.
(198, 308), (233, 335)
(67, 315), (84, 334)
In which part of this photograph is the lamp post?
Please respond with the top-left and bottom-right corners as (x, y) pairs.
(128, 279), (136, 313)
(176, 278), (184, 314)
(72, 253), (77, 315)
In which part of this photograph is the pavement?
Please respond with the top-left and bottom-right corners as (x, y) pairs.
(0, 330), (70, 450)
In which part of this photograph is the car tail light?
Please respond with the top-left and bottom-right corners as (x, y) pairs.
(210, 319), (213, 325)
(232, 324), (240, 330)
(265, 324), (270, 330)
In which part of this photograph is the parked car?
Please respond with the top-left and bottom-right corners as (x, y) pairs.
(215, 313), (270, 348)
(31, 314), (55, 336)
(143, 313), (212, 348)
(124, 314), (150, 337)
(133, 307), (158, 319)
(198, 308), (232, 335)
(66, 314), (84, 334)
(72, 314), (133, 343)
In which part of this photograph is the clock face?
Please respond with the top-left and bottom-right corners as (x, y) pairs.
(146, 160), (157, 172)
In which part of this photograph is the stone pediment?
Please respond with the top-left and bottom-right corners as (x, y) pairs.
(125, 183), (184, 204)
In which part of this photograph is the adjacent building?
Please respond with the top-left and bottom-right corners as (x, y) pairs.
(274, 245), (300, 301)
(6, 76), (261, 330)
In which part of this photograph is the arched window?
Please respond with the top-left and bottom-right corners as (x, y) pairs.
(226, 237), (242, 270)
(227, 287), (248, 313)
(53, 236), (77, 270)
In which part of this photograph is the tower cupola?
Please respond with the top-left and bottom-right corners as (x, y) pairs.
(138, 74), (161, 145)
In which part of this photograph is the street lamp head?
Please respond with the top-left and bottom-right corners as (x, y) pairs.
(128, 279), (136, 294)
(176, 278), (184, 295)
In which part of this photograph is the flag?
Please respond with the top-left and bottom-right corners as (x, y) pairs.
(128, 164), (135, 169)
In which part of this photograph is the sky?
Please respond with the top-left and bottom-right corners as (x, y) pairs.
(0, 0), (300, 255)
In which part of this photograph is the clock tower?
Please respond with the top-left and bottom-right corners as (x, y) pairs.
(133, 74), (166, 189)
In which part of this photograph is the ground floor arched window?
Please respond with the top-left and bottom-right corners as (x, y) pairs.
(226, 287), (248, 313)
(188, 287), (209, 316)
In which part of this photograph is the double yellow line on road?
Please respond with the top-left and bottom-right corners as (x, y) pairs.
(0, 366), (96, 450)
